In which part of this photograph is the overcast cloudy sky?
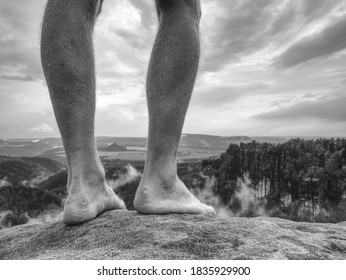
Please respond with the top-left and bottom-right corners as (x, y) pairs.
(1, 0), (346, 138)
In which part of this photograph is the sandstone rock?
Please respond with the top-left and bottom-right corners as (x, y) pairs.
(0, 210), (345, 259)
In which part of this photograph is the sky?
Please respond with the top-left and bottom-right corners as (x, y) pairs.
(0, 0), (346, 139)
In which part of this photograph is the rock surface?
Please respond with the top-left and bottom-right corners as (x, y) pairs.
(0, 210), (345, 260)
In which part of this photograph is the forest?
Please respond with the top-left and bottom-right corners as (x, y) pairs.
(1, 138), (346, 228)
(0, 185), (62, 228)
(202, 138), (346, 222)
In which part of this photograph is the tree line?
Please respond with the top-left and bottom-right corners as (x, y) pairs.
(202, 138), (346, 221)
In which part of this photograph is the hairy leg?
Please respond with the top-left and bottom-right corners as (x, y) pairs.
(41, 0), (125, 225)
(134, 0), (215, 215)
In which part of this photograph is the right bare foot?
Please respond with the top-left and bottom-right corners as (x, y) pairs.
(63, 159), (126, 225)
(134, 173), (215, 216)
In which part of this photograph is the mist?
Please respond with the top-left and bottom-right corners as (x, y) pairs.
(21, 171), (51, 187)
(193, 174), (268, 218)
(25, 210), (63, 225)
(108, 164), (142, 190)
(0, 177), (10, 187)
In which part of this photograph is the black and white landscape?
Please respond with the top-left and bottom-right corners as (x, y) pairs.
(1, 0), (346, 260)
(1, 135), (346, 259)
(1, 135), (345, 226)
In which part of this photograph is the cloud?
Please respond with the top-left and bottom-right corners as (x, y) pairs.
(302, 0), (343, 19)
(0, 64), (36, 81)
(27, 123), (54, 133)
(200, 0), (346, 72)
(193, 86), (241, 107)
(1, 0), (346, 138)
(201, 0), (277, 72)
(126, 0), (157, 29)
(253, 95), (346, 122)
(275, 14), (346, 68)
(0, 0), (45, 82)
(94, 0), (155, 77)
(192, 83), (270, 108)
(0, 75), (35, 82)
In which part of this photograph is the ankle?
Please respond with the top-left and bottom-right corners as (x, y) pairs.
(143, 160), (177, 178)
(68, 155), (106, 185)
(145, 172), (177, 185)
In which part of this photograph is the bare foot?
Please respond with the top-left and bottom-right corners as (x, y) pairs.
(63, 176), (126, 225)
(134, 174), (215, 216)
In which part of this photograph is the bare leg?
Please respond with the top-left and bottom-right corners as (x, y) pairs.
(134, 0), (215, 215)
(41, 0), (125, 225)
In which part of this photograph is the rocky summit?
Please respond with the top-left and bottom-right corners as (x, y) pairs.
(0, 211), (345, 260)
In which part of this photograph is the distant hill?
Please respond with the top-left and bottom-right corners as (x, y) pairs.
(251, 136), (289, 143)
(0, 156), (64, 186)
(0, 138), (63, 158)
(0, 141), (52, 157)
(179, 134), (252, 150)
(98, 142), (127, 152)
(0, 135), (292, 159)
(96, 137), (147, 148)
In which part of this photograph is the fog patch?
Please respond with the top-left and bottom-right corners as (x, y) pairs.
(109, 164), (142, 190)
(25, 210), (63, 225)
(0, 210), (13, 226)
(193, 174), (221, 209)
(21, 172), (50, 187)
(0, 209), (63, 229)
(233, 176), (268, 217)
(194, 173), (267, 218)
(0, 177), (11, 187)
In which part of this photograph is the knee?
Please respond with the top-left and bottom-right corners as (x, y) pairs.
(45, 0), (104, 20)
(86, 0), (104, 18)
(67, 0), (104, 19)
(155, 0), (201, 21)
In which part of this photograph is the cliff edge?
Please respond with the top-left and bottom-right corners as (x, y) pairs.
(0, 211), (345, 260)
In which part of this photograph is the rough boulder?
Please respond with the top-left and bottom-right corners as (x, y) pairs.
(0, 211), (345, 259)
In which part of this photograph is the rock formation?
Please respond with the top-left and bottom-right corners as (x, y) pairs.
(0, 211), (345, 259)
